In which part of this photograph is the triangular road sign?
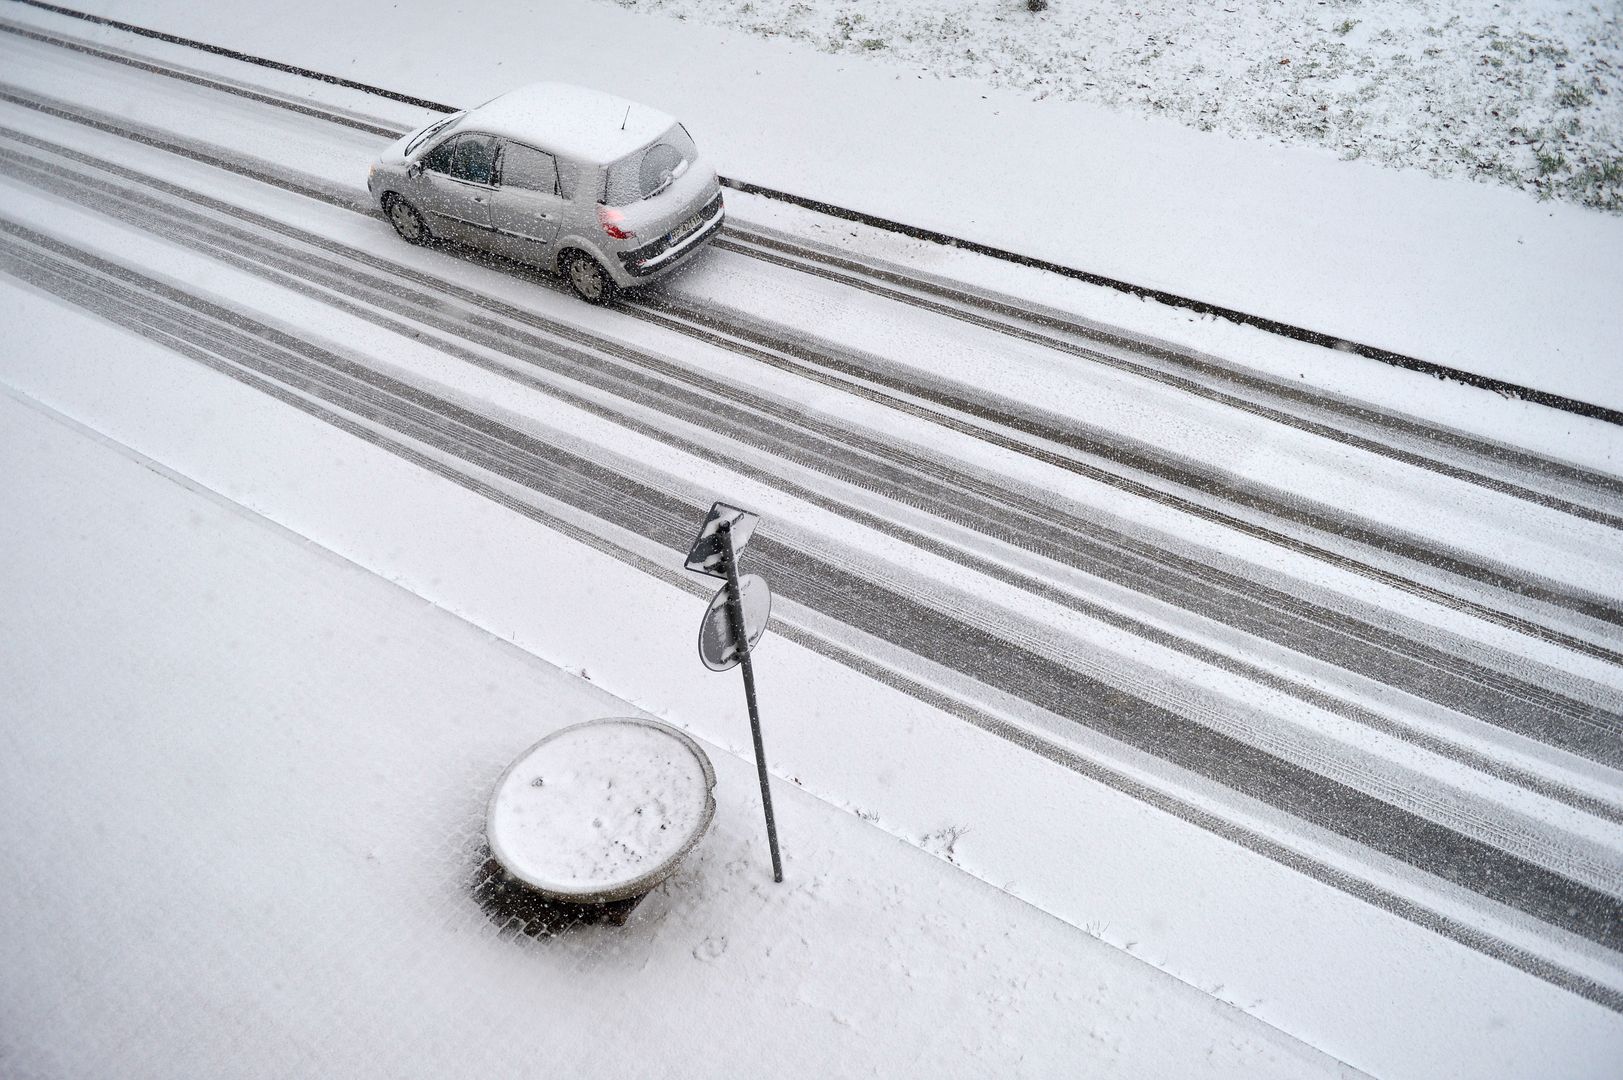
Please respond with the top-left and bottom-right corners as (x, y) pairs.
(684, 501), (759, 579)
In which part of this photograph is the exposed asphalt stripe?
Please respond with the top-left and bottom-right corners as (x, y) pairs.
(11, 219), (1623, 955)
(766, 531), (1623, 954)
(638, 295), (1623, 666)
(10, 125), (1619, 778)
(4, 0), (460, 112)
(70, 200), (1623, 826)
(11, 13), (1615, 529)
(722, 228), (1623, 502)
(12, 10), (1616, 532)
(22, 143), (1622, 821)
(7, 84), (1620, 648)
(12, 0), (1618, 427)
(8, 120), (1620, 745)
(598, 325), (1623, 761)
(648, 294), (1623, 629)
(0, 83), (373, 211)
(0, 19), (404, 137)
(773, 626), (1623, 1015)
(714, 230), (1623, 528)
(8, 227), (1620, 1013)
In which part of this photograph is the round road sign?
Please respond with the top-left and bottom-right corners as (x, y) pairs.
(698, 573), (772, 671)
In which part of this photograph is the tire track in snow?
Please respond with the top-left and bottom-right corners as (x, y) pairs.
(4, 217), (1623, 977)
(0, 73), (1616, 675)
(638, 291), (1623, 630)
(3, 129), (1617, 788)
(8, 217), (1623, 1011)
(8, 12), (1618, 536)
(7, 2), (1623, 427)
(710, 225), (1623, 527)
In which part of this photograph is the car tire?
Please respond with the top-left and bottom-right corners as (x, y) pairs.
(384, 195), (432, 245)
(562, 250), (617, 305)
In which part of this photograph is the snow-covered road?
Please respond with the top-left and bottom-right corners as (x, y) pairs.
(2, 9), (1621, 1078)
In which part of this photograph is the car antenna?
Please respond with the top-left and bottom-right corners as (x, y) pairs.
(621, 105), (631, 131)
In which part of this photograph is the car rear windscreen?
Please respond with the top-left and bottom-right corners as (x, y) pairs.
(602, 124), (698, 206)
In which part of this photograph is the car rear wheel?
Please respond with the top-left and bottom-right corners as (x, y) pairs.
(385, 196), (431, 245)
(563, 251), (617, 305)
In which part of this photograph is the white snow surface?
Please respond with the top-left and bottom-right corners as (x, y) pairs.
(3, 3), (1623, 1078)
(488, 718), (715, 896)
(464, 82), (675, 164)
(0, 195), (1616, 1077)
(26, 0), (1623, 409)
(0, 386), (1356, 1080)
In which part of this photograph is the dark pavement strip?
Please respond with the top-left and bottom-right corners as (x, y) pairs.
(2, 133), (1619, 779)
(3, 219), (1620, 970)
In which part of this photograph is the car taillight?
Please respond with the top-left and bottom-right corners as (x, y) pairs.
(598, 205), (635, 240)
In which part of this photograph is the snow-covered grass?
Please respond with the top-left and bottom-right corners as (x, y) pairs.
(605, 0), (1623, 211)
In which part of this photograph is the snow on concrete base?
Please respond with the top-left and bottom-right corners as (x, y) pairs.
(487, 717), (717, 901)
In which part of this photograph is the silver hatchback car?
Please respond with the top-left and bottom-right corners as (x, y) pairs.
(367, 83), (724, 303)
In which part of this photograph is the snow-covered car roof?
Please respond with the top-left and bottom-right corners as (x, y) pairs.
(461, 82), (678, 164)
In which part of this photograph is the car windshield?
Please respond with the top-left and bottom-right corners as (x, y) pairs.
(601, 124), (698, 206)
(405, 112), (463, 157)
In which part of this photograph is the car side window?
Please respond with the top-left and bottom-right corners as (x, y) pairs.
(556, 159), (581, 201)
(420, 135), (458, 176)
(448, 133), (498, 185)
(498, 142), (559, 195)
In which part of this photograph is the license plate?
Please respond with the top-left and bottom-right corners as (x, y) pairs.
(669, 212), (705, 244)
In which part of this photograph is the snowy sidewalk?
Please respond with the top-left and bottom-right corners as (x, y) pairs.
(0, 387), (1353, 1079)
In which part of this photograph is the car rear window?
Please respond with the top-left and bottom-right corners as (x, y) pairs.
(602, 124), (698, 206)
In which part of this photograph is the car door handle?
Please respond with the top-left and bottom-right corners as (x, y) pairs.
(473, 195), (484, 203)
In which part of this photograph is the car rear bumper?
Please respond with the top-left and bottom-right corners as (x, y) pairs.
(615, 194), (725, 280)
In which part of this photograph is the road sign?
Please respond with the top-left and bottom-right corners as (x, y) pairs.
(685, 501), (758, 579)
(698, 573), (771, 671)
(684, 504), (783, 883)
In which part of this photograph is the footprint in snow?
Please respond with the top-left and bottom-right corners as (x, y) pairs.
(692, 936), (728, 962)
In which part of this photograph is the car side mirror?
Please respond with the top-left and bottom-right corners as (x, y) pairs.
(407, 161), (425, 179)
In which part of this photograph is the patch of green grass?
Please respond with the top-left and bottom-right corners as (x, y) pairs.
(1575, 157), (1623, 188)
(1334, 19), (1358, 36)
(1555, 81), (1592, 108)
(860, 37), (886, 51)
(1536, 149), (1567, 176)
(1565, 156), (1623, 210)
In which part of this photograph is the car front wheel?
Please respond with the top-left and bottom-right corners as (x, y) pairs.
(385, 196), (431, 245)
(563, 251), (617, 305)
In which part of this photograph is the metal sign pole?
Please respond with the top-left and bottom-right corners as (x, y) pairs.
(718, 519), (783, 883)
